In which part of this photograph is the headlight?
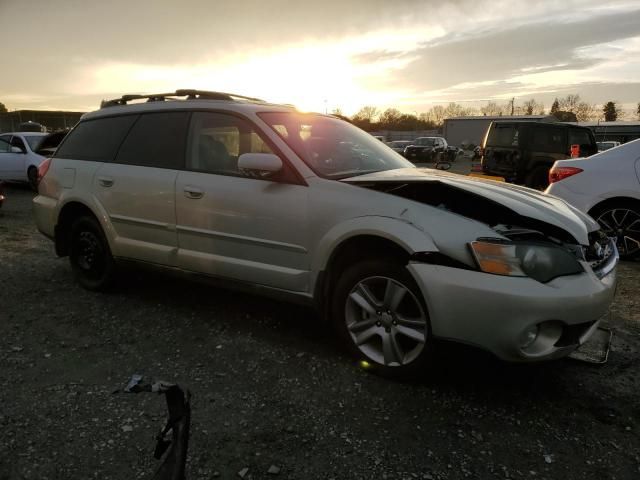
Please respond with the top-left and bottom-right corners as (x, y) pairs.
(469, 240), (583, 283)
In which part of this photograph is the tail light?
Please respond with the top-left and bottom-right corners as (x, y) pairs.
(37, 158), (52, 185)
(549, 166), (583, 184)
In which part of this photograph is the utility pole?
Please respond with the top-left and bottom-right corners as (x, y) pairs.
(510, 97), (515, 116)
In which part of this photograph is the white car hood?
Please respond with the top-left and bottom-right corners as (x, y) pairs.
(341, 168), (598, 245)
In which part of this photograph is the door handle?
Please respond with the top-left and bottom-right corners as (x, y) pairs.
(98, 176), (114, 187)
(183, 186), (204, 199)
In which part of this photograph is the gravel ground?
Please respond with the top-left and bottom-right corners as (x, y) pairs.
(0, 184), (639, 480)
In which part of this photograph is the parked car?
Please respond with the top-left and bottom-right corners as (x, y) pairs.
(596, 141), (621, 152)
(33, 89), (618, 377)
(387, 140), (413, 155)
(0, 131), (66, 189)
(546, 138), (640, 259)
(403, 136), (449, 162)
(481, 121), (598, 189)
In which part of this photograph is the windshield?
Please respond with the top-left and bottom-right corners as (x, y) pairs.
(24, 135), (45, 151)
(259, 112), (414, 179)
(416, 138), (436, 146)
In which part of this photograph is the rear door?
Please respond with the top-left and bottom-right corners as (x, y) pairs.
(175, 111), (310, 291)
(93, 111), (190, 266)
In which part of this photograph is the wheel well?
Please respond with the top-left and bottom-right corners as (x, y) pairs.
(55, 202), (98, 256)
(316, 235), (410, 316)
(588, 196), (640, 216)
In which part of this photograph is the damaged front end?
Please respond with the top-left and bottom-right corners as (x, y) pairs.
(343, 173), (617, 282)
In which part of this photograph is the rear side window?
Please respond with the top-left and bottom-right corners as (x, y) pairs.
(55, 115), (137, 161)
(530, 126), (567, 153)
(114, 112), (190, 169)
(487, 124), (519, 147)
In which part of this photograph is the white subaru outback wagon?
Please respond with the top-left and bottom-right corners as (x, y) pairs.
(33, 90), (618, 376)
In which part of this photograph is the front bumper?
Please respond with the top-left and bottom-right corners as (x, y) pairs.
(407, 262), (617, 362)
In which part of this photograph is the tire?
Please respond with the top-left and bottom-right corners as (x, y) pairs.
(331, 259), (433, 378)
(27, 166), (38, 192)
(69, 216), (116, 290)
(524, 165), (550, 190)
(589, 200), (640, 260)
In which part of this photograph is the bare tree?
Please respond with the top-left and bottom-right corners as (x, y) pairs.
(559, 94), (581, 112)
(352, 106), (379, 123)
(425, 105), (446, 126)
(522, 99), (543, 116)
(575, 102), (598, 121)
(378, 108), (403, 128)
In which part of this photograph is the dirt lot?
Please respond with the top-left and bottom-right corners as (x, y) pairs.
(1, 184), (639, 480)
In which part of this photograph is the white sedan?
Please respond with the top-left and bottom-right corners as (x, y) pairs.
(0, 132), (51, 189)
(546, 138), (640, 258)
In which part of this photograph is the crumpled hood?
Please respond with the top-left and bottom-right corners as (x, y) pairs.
(341, 168), (598, 245)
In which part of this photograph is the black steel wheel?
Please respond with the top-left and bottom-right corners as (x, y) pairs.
(69, 216), (115, 290)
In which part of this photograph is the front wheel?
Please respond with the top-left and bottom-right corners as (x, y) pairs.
(69, 216), (116, 290)
(331, 259), (432, 377)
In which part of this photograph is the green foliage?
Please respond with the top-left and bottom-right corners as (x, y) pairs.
(550, 98), (560, 114)
(603, 101), (618, 122)
(0, 102), (7, 113)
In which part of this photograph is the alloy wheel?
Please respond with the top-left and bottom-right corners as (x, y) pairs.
(345, 276), (427, 367)
(596, 208), (640, 257)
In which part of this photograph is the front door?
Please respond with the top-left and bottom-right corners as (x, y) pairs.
(175, 111), (310, 292)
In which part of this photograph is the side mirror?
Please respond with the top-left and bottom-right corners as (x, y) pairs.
(11, 146), (24, 154)
(238, 153), (283, 174)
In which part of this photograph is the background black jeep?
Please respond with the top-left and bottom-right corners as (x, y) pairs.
(481, 121), (597, 189)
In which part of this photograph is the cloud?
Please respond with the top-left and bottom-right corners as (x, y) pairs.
(391, 7), (640, 92)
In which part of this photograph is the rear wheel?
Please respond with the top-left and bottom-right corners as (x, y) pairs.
(524, 165), (549, 190)
(331, 259), (432, 377)
(590, 201), (640, 259)
(27, 166), (38, 192)
(69, 216), (116, 290)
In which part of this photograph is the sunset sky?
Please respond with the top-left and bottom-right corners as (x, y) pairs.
(1, 0), (639, 115)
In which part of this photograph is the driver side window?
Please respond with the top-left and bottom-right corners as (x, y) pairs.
(10, 136), (26, 152)
(186, 112), (275, 178)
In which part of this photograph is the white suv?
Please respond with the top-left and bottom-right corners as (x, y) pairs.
(33, 90), (618, 376)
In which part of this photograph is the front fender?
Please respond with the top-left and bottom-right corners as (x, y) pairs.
(311, 215), (438, 273)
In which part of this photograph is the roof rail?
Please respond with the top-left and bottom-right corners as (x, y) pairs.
(100, 89), (265, 108)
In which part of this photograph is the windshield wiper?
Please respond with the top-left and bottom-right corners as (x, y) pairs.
(330, 169), (387, 180)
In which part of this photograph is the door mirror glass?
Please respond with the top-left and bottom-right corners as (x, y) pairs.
(238, 153), (282, 174)
(11, 146), (24, 154)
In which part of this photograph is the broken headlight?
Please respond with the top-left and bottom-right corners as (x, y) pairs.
(469, 240), (583, 283)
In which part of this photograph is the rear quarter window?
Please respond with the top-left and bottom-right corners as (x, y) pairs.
(529, 125), (567, 154)
(487, 124), (519, 147)
(55, 115), (138, 161)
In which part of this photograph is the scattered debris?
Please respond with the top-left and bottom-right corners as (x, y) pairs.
(238, 467), (249, 478)
(267, 464), (281, 475)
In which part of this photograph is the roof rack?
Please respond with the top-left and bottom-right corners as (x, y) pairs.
(100, 89), (265, 108)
